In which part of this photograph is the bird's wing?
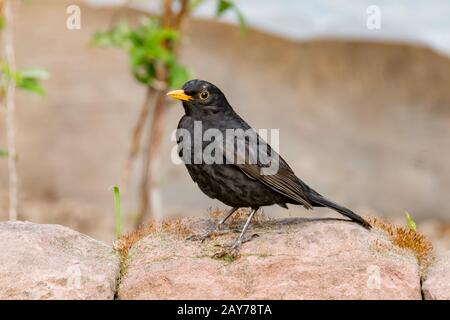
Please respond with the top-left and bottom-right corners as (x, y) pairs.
(239, 163), (313, 209)
(221, 133), (313, 209)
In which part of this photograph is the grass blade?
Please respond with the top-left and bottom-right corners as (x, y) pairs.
(112, 185), (121, 239)
(405, 211), (417, 231)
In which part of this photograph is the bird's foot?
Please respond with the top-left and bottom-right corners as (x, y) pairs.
(220, 233), (260, 254)
(212, 233), (259, 260)
(229, 238), (246, 256)
(212, 242), (241, 260)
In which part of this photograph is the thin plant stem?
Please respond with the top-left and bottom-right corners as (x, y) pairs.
(121, 87), (153, 189)
(4, 0), (18, 220)
(119, 0), (190, 227)
(136, 86), (166, 226)
(112, 185), (122, 239)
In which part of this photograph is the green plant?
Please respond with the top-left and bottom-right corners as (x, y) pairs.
(112, 185), (122, 239)
(1, 0), (48, 220)
(216, 0), (247, 33)
(405, 211), (417, 231)
(368, 217), (432, 271)
(0, 149), (8, 157)
(1, 64), (49, 95)
(93, 0), (246, 226)
(93, 18), (189, 89)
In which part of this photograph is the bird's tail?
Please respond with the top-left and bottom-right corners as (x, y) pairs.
(308, 193), (371, 229)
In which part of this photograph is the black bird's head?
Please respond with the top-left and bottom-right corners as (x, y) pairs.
(167, 79), (233, 117)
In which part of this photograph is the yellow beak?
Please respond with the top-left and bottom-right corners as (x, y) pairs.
(166, 90), (193, 101)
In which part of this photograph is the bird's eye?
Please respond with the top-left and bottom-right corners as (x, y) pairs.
(199, 90), (209, 100)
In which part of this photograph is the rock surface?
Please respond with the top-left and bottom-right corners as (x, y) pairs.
(422, 251), (450, 300)
(0, 221), (119, 300)
(118, 218), (422, 300)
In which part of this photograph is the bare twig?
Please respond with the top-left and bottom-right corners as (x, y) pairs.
(136, 0), (172, 225)
(3, 0), (18, 220)
(145, 84), (166, 222)
(174, 0), (189, 29)
(161, 0), (173, 28)
(121, 87), (153, 189)
(136, 88), (166, 226)
(132, 0), (190, 227)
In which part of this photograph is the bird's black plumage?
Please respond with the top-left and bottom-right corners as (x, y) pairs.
(168, 79), (371, 247)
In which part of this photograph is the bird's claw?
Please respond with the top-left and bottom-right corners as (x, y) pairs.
(212, 245), (241, 260)
(211, 233), (259, 260)
(226, 233), (260, 251)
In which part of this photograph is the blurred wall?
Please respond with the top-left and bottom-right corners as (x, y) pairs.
(1, 0), (450, 239)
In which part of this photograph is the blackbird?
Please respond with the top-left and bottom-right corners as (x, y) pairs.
(167, 79), (371, 250)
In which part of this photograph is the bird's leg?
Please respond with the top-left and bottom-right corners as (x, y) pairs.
(217, 207), (240, 227)
(230, 207), (258, 251)
(186, 207), (239, 242)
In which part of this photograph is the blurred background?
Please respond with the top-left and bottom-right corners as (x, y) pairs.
(0, 0), (449, 252)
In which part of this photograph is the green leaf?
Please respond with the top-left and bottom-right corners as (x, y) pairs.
(0, 149), (8, 157)
(215, 0), (247, 34)
(92, 17), (187, 86)
(0, 64), (48, 96)
(234, 7), (248, 34)
(216, 0), (233, 17)
(405, 211), (417, 231)
(16, 77), (46, 95)
(91, 21), (131, 49)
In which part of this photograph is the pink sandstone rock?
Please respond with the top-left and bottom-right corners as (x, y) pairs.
(0, 221), (119, 300)
(118, 218), (422, 299)
(422, 251), (450, 300)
